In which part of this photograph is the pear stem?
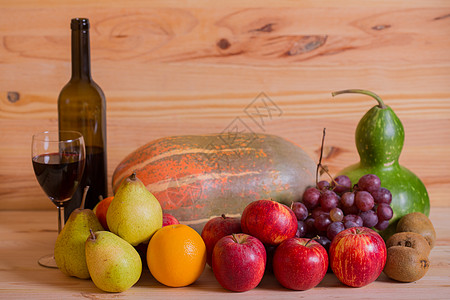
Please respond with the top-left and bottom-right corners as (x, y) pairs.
(332, 89), (387, 109)
(79, 186), (90, 209)
(89, 229), (96, 241)
(130, 172), (137, 181)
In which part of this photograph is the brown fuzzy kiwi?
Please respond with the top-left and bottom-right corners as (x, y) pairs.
(386, 232), (431, 257)
(383, 246), (430, 282)
(396, 212), (436, 249)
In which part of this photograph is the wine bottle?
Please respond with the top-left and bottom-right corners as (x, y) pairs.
(58, 18), (107, 221)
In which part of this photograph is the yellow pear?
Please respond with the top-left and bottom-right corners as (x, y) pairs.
(54, 208), (104, 279)
(106, 172), (162, 246)
(85, 230), (142, 292)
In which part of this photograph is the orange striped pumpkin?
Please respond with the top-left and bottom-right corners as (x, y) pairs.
(112, 133), (316, 232)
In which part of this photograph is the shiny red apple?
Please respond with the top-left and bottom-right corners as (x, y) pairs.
(330, 226), (387, 287)
(201, 214), (242, 267)
(273, 237), (328, 290)
(212, 233), (266, 292)
(162, 213), (179, 227)
(241, 199), (297, 246)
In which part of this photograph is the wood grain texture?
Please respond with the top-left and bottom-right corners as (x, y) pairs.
(0, 209), (449, 298)
(1, 0), (449, 210)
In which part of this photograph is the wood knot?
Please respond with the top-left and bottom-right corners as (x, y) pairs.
(286, 35), (328, 56)
(217, 38), (231, 50)
(7, 91), (20, 103)
(372, 24), (391, 31)
(250, 23), (274, 33)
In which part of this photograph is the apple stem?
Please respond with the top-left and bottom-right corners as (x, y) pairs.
(221, 214), (226, 219)
(332, 89), (387, 109)
(305, 236), (319, 247)
(231, 233), (240, 244)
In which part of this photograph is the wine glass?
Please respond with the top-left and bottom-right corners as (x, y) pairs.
(32, 130), (85, 268)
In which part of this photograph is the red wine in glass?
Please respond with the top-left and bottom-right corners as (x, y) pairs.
(31, 130), (85, 268)
(32, 152), (85, 206)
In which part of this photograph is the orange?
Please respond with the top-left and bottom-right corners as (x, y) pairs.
(147, 224), (206, 287)
(94, 196), (114, 230)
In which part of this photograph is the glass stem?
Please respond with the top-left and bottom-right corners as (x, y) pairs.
(57, 205), (65, 234)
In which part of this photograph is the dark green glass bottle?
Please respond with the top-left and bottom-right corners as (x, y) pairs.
(58, 18), (107, 221)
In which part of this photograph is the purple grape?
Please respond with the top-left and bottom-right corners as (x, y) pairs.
(330, 207), (344, 222)
(355, 191), (375, 212)
(317, 180), (330, 191)
(312, 207), (329, 219)
(344, 220), (359, 229)
(291, 201), (309, 221)
(296, 220), (307, 238)
(357, 174), (381, 193)
(377, 203), (394, 221)
(315, 236), (331, 252)
(375, 220), (390, 231)
(342, 204), (360, 216)
(371, 187), (392, 205)
(304, 217), (317, 237)
(315, 214), (332, 232)
(340, 192), (355, 207)
(332, 175), (352, 195)
(359, 210), (378, 227)
(319, 190), (339, 212)
(302, 187), (321, 210)
(343, 214), (363, 227)
(327, 221), (345, 241)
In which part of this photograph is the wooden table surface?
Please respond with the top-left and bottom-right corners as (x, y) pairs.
(0, 209), (449, 299)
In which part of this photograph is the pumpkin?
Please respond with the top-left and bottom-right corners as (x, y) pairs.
(112, 133), (316, 232)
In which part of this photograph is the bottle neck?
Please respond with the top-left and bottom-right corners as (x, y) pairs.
(71, 27), (91, 81)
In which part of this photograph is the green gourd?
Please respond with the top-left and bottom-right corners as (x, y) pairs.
(333, 89), (430, 239)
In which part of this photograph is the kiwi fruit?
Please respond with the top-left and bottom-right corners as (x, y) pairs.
(383, 246), (430, 282)
(396, 212), (436, 249)
(386, 232), (431, 257)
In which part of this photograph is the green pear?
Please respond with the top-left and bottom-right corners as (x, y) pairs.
(85, 230), (142, 292)
(54, 208), (104, 279)
(106, 172), (162, 246)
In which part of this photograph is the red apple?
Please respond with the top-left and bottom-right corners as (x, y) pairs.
(162, 213), (179, 227)
(330, 226), (387, 287)
(212, 233), (266, 292)
(241, 199), (297, 246)
(273, 237), (328, 290)
(201, 214), (242, 267)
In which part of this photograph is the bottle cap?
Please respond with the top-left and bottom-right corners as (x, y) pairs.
(71, 18), (90, 30)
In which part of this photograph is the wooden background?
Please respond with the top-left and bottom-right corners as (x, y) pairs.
(1, 0), (449, 211)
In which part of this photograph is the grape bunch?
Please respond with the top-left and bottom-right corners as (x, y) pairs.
(291, 174), (393, 246)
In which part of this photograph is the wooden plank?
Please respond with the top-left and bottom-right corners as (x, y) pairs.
(0, 2), (449, 210)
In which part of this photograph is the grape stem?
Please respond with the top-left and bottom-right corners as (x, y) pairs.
(316, 128), (339, 188)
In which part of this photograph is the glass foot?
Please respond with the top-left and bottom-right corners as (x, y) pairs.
(38, 253), (58, 268)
